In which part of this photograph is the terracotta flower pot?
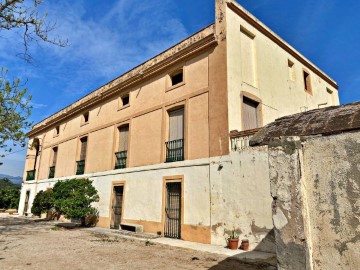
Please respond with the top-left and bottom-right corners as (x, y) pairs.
(228, 238), (239, 250)
(240, 239), (249, 251)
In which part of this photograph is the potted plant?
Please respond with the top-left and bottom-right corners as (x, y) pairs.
(227, 229), (239, 250)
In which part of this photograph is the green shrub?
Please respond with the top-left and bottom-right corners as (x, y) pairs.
(31, 189), (54, 216)
(0, 185), (20, 209)
(53, 178), (99, 225)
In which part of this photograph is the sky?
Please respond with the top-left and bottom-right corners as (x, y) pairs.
(1, 0), (360, 177)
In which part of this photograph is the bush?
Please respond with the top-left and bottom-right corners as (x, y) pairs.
(31, 189), (54, 216)
(53, 178), (99, 225)
(0, 178), (20, 209)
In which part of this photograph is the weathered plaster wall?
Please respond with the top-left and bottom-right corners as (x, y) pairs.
(226, 4), (339, 135)
(210, 147), (274, 252)
(269, 134), (360, 270)
(302, 133), (360, 270)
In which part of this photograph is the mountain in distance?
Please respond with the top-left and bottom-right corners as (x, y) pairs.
(0, 174), (22, 185)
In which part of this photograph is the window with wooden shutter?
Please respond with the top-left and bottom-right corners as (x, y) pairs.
(169, 108), (184, 141)
(242, 97), (259, 130)
(80, 137), (87, 161)
(118, 126), (129, 151)
(52, 147), (58, 166)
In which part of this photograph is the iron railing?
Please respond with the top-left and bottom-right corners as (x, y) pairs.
(114, 151), (127, 169)
(49, 166), (55, 179)
(165, 139), (184, 162)
(230, 128), (260, 151)
(76, 160), (85, 175)
(26, 170), (36, 181)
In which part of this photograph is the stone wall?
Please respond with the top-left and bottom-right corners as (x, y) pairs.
(269, 134), (360, 270)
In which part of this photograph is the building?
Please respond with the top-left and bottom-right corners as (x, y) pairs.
(19, 0), (339, 250)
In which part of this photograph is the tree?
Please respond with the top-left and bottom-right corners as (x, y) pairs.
(0, 69), (32, 164)
(53, 178), (99, 225)
(0, 0), (67, 164)
(0, 178), (20, 209)
(0, 0), (67, 62)
(31, 188), (54, 216)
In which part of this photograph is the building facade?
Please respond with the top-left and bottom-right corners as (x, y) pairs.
(19, 0), (339, 249)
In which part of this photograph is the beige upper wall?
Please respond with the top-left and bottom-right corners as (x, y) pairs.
(24, 51), (212, 180)
(226, 3), (339, 133)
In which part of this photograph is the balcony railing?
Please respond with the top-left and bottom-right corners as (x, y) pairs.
(26, 170), (36, 181)
(49, 166), (55, 179)
(165, 139), (184, 162)
(230, 128), (260, 151)
(114, 151), (127, 169)
(76, 160), (85, 175)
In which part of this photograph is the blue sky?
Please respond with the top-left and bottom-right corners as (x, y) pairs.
(1, 0), (360, 177)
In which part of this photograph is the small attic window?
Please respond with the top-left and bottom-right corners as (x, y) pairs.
(303, 70), (312, 94)
(83, 112), (89, 123)
(122, 94), (129, 106)
(55, 126), (60, 136)
(170, 69), (183, 86)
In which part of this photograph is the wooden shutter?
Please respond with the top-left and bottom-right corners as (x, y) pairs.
(80, 137), (87, 160)
(118, 126), (129, 151)
(52, 147), (58, 166)
(243, 97), (259, 130)
(169, 108), (184, 141)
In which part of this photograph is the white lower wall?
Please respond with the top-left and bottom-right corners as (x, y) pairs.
(19, 151), (274, 251)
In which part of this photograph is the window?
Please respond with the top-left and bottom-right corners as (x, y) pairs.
(122, 94), (129, 107)
(83, 112), (89, 124)
(170, 69), (183, 86)
(242, 97), (259, 130)
(52, 147), (58, 167)
(288, 60), (295, 81)
(49, 147), (57, 178)
(166, 108), (184, 162)
(327, 88), (336, 105)
(303, 70), (312, 94)
(54, 125), (60, 136)
(240, 26), (257, 87)
(76, 137), (87, 175)
(115, 125), (129, 169)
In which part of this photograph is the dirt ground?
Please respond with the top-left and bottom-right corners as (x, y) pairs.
(0, 216), (274, 270)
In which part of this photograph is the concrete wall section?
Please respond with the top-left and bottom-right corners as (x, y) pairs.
(269, 134), (360, 270)
(302, 133), (360, 270)
(209, 148), (274, 252)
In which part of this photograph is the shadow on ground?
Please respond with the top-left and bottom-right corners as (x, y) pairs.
(209, 230), (277, 270)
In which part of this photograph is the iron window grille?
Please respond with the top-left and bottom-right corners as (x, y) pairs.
(48, 166), (55, 179)
(165, 139), (184, 162)
(114, 151), (127, 169)
(76, 160), (85, 175)
(26, 170), (36, 181)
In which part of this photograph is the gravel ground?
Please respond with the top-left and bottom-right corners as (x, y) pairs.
(0, 216), (275, 270)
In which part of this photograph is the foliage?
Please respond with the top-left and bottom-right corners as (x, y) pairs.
(0, 178), (20, 209)
(53, 178), (99, 223)
(31, 188), (54, 216)
(0, 68), (32, 165)
(0, 0), (68, 62)
(228, 228), (239, 239)
(0, 0), (67, 165)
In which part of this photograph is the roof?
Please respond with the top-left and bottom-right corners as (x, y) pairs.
(250, 102), (360, 146)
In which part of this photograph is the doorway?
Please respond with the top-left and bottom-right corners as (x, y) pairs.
(164, 182), (182, 239)
(111, 186), (124, 229)
(24, 190), (30, 216)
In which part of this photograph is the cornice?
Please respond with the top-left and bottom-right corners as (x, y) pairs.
(227, 1), (338, 90)
(28, 24), (216, 138)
